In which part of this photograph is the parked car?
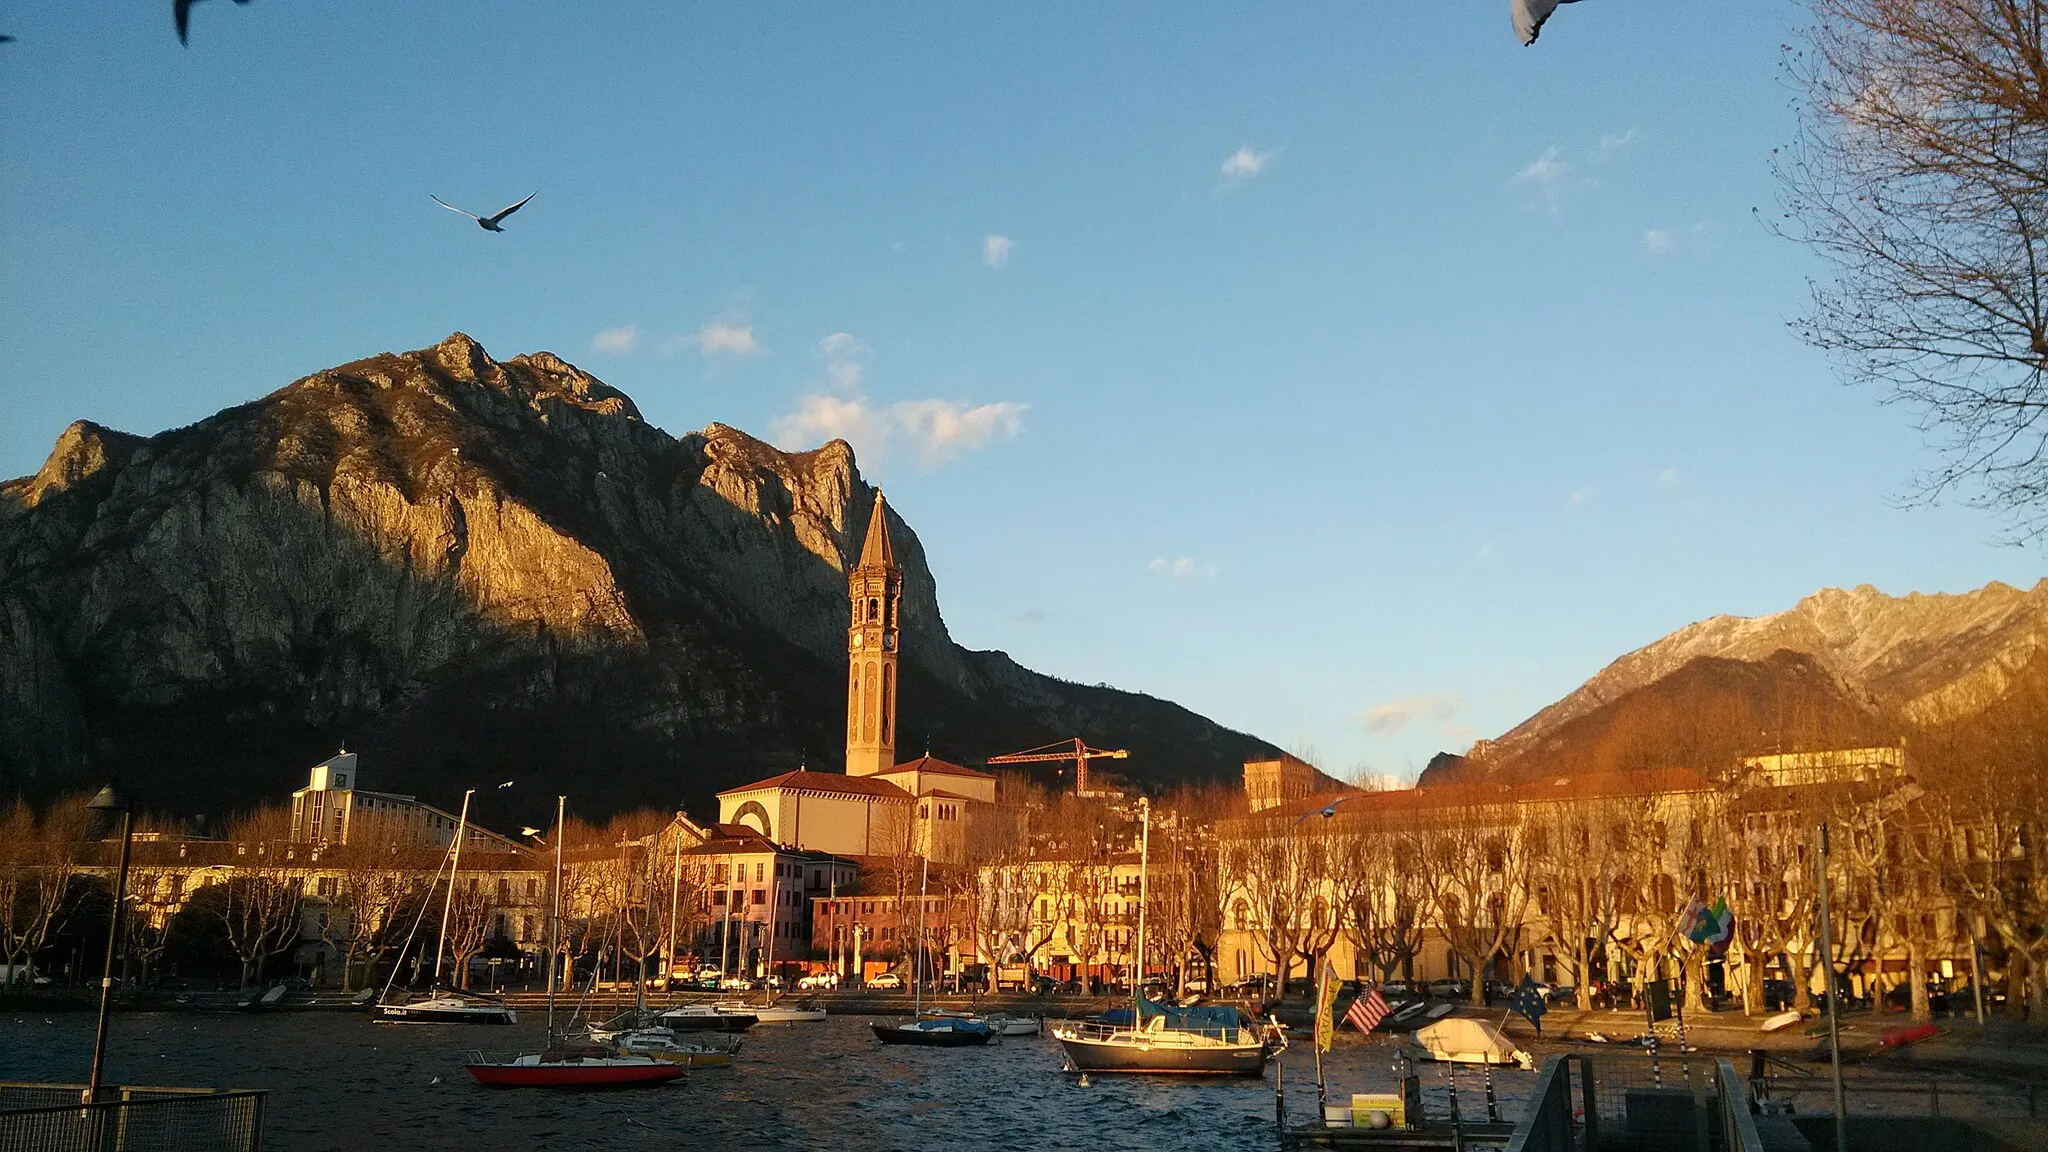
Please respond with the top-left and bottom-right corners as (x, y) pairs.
(1181, 978), (1210, 995)
(1546, 984), (1578, 1005)
(718, 975), (751, 991)
(797, 972), (840, 990)
(1426, 979), (1470, 1000)
(866, 972), (905, 990)
(1379, 980), (1422, 999)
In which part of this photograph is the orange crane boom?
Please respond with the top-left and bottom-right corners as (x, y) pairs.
(985, 737), (1129, 796)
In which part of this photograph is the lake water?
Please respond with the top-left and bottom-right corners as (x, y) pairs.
(1, 1010), (1537, 1150)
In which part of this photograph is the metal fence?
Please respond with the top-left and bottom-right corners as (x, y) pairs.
(0, 1084), (265, 1152)
(1505, 1053), (1765, 1152)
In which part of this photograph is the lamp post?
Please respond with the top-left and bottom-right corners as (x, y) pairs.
(85, 783), (135, 1105)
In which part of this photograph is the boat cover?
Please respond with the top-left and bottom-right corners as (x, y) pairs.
(1134, 997), (1243, 1037)
(1412, 1017), (1529, 1066)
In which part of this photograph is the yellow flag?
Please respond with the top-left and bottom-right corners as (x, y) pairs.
(1315, 959), (1340, 1053)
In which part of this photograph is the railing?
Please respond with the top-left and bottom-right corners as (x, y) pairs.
(1504, 1054), (1766, 1152)
(0, 1084), (265, 1152)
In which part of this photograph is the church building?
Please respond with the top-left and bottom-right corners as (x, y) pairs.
(715, 492), (995, 863)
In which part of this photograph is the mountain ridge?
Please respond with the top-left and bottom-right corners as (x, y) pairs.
(0, 334), (1274, 824)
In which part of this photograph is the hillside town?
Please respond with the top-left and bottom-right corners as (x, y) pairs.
(6, 498), (2040, 1036)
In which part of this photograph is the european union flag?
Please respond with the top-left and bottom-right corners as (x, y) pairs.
(1511, 974), (1547, 1035)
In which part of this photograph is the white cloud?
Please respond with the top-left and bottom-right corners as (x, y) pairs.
(1148, 556), (1219, 580)
(895, 399), (1027, 465)
(771, 393), (882, 453)
(1568, 488), (1594, 508)
(591, 325), (640, 354)
(690, 322), (759, 355)
(983, 234), (1014, 268)
(1220, 145), (1273, 180)
(1657, 467), (1681, 487)
(1356, 692), (1463, 737)
(771, 340), (1026, 469)
(1594, 128), (1642, 160)
(1014, 608), (1050, 625)
(1641, 229), (1675, 256)
(817, 332), (868, 392)
(1514, 145), (1571, 188)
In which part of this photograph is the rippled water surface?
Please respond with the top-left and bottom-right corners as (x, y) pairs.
(2, 1010), (1536, 1150)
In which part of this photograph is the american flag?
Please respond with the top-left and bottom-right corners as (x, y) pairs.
(1345, 986), (1391, 1033)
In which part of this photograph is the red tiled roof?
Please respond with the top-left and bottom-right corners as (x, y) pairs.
(717, 769), (913, 801)
(918, 788), (986, 802)
(886, 754), (995, 780)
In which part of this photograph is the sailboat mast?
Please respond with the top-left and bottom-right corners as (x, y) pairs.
(762, 858), (777, 995)
(433, 788), (476, 986)
(666, 821), (682, 988)
(547, 795), (564, 1036)
(1134, 797), (1149, 1027)
(916, 854), (929, 1016)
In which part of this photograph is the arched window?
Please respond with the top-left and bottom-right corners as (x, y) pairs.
(868, 598), (879, 622)
(880, 665), (894, 743)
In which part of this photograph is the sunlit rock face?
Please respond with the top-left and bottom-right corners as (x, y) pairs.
(1424, 580), (2048, 787)
(0, 334), (1270, 819)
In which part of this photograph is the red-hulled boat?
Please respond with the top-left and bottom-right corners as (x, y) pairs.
(464, 1047), (685, 1088)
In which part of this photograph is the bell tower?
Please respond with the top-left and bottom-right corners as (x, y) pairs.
(845, 491), (903, 777)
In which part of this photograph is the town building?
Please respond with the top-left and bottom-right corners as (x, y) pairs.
(287, 752), (520, 852)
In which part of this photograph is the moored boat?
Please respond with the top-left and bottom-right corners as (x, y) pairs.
(1052, 1008), (1277, 1075)
(655, 1004), (758, 1032)
(376, 992), (516, 1025)
(611, 1029), (741, 1068)
(464, 1047), (685, 1088)
(872, 1017), (994, 1047)
(985, 1013), (1043, 1037)
(716, 999), (826, 1024)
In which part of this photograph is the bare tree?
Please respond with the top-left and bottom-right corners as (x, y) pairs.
(1418, 803), (1535, 1006)
(214, 808), (306, 989)
(0, 797), (88, 991)
(1777, 0), (2048, 536)
(1530, 798), (1629, 1010)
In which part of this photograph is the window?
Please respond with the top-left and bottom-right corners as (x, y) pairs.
(755, 863), (765, 883)
(753, 889), (766, 905)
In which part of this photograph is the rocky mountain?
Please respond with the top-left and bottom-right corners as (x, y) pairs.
(0, 334), (1273, 825)
(1423, 581), (2048, 786)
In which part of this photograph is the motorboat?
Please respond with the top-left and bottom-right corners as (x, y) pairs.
(375, 992), (516, 1025)
(655, 1004), (758, 1032)
(1405, 1017), (1534, 1070)
(985, 1014), (1043, 1037)
(716, 999), (826, 1024)
(464, 1046), (684, 1088)
(610, 1028), (741, 1068)
(1053, 1006), (1279, 1075)
(871, 1016), (994, 1047)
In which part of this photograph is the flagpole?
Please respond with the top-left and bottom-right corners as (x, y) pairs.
(1314, 957), (1328, 1114)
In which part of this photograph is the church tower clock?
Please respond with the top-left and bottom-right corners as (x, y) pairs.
(845, 491), (902, 777)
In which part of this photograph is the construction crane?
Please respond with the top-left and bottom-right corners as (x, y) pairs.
(985, 738), (1129, 796)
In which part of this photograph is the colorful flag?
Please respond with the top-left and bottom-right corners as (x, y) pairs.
(1346, 985), (1391, 1033)
(1682, 897), (1734, 947)
(1510, 974), (1548, 1034)
(1315, 961), (1341, 1052)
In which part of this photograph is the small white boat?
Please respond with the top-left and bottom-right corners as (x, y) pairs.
(611, 1028), (741, 1068)
(716, 999), (826, 1024)
(984, 1013), (1042, 1037)
(1406, 1018), (1533, 1070)
(376, 992), (516, 1025)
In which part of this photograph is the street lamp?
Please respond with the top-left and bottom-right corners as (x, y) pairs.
(85, 783), (135, 1105)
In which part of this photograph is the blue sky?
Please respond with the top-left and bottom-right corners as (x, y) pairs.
(3, 2), (2039, 782)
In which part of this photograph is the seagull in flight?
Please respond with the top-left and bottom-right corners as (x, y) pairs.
(1512, 0), (1581, 45)
(175, 0), (250, 46)
(1294, 794), (1369, 826)
(497, 779), (516, 788)
(432, 192), (538, 233)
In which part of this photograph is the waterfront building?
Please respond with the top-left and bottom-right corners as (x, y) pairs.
(287, 752), (520, 852)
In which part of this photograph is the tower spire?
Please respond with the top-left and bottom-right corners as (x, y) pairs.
(845, 488), (903, 777)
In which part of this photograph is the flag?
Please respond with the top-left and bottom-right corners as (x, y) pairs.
(1315, 961), (1341, 1052)
(1683, 897), (1734, 948)
(1511, 0), (1583, 46)
(1510, 974), (1547, 1034)
(1346, 985), (1391, 1033)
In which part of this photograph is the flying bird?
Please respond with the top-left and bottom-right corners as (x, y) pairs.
(0, 35), (15, 44)
(1512, 0), (1581, 46)
(432, 192), (538, 233)
(497, 779), (516, 788)
(175, 0), (250, 46)
(520, 827), (543, 838)
(1294, 794), (1369, 826)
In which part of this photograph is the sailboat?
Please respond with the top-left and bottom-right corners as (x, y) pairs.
(871, 855), (992, 1047)
(710, 867), (827, 1024)
(466, 797), (683, 1088)
(376, 788), (516, 1026)
(1051, 798), (1283, 1075)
